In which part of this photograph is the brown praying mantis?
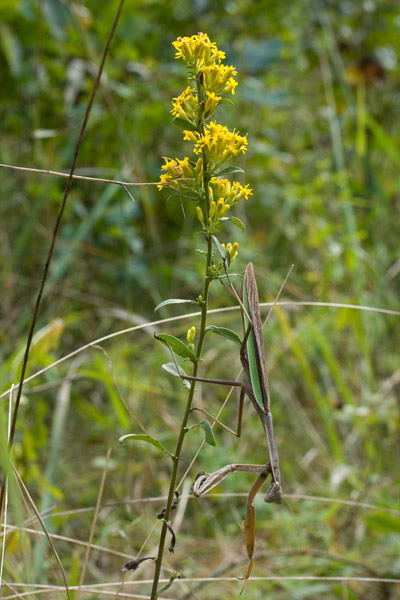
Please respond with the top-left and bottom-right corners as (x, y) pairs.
(157, 261), (284, 592)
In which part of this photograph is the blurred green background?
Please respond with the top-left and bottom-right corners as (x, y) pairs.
(1, 0), (399, 598)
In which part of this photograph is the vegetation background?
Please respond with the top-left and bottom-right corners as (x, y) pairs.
(0, 0), (399, 598)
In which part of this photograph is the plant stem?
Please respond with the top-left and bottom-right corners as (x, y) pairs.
(149, 234), (213, 599)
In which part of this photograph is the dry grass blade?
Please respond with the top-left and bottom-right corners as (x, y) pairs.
(76, 448), (112, 597)
(0, 385), (13, 589)
(1, 300), (399, 402)
(12, 465), (71, 600)
(1, 525), (133, 559)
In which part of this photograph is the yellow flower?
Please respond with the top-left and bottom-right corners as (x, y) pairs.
(199, 64), (238, 96)
(222, 242), (239, 262)
(158, 156), (195, 189)
(157, 173), (172, 190)
(224, 77), (238, 95)
(183, 130), (197, 142)
(210, 178), (253, 207)
(204, 91), (222, 117)
(161, 158), (179, 175)
(171, 86), (198, 119)
(172, 33), (222, 68)
(185, 122), (248, 171)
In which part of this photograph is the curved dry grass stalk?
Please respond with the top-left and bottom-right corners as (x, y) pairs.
(3, 574), (399, 598)
(12, 467), (71, 600)
(0, 163), (164, 187)
(2, 586), (169, 600)
(42, 490), (399, 518)
(1, 300), (399, 402)
(0, 385), (13, 589)
(1, 525), (133, 560)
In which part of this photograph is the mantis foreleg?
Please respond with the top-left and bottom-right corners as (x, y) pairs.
(192, 462), (271, 497)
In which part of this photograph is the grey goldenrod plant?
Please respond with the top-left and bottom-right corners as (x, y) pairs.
(120, 33), (252, 598)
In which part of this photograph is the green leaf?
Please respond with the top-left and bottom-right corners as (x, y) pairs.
(155, 333), (197, 363)
(364, 512), (400, 534)
(215, 166), (245, 176)
(154, 298), (198, 312)
(0, 23), (23, 77)
(199, 421), (217, 446)
(212, 235), (227, 262)
(173, 117), (198, 131)
(220, 216), (245, 230)
(218, 98), (234, 107)
(206, 325), (242, 345)
(156, 572), (180, 596)
(119, 434), (175, 459)
(162, 362), (190, 389)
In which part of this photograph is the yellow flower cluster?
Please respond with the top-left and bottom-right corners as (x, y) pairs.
(199, 64), (238, 96)
(183, 122), (248, 171)
(171, 33), (238, 126)
(211, 177), (253, 205)
(204, 178), (252, 230)
(172, 33), (225, 68)
(158, 156), (200, 190)
(159, 33), (252, 238)
(221, 241), (239, 262)
(171, 86), (198, 119)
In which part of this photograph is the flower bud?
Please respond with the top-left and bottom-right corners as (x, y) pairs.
(196, 206), (205, 225)
(187, 327), (196, 343)
(209, 200), (216, 218)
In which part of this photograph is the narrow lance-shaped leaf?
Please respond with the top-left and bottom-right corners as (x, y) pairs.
(214, 165), (244, 176)
(155, 333), (197, 363)
(119, 434), (175, 459)
(162, 362), (190, 389)
(173, 116), (198, 131)
(212, 235), (228, 263)
(154, 298), (198, 312)
(206, 325), (242, 346)
(220, 216), (245, 230)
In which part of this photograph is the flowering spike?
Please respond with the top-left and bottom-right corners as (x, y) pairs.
(159, 33), (251, 236)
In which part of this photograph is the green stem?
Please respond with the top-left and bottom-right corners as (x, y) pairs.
(149, 235), (213, 599)
(150, 69), (214, 599)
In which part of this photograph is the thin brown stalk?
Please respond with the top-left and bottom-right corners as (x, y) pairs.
(0, 0), (126, 522)
(0, 162), (188, 188)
